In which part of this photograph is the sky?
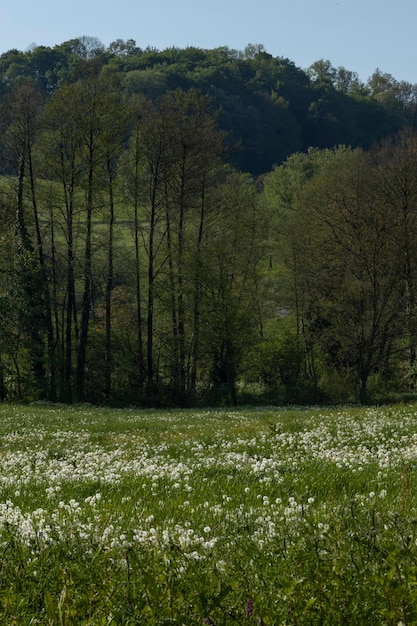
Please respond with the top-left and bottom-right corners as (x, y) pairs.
(1, 0), (417, 84)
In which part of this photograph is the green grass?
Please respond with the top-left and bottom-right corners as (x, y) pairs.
(0, 403), (416, 623)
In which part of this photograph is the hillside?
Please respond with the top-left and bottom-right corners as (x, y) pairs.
(1, 38), (415, 175)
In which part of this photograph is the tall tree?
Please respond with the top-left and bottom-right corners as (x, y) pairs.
(200, 171), (262, 405)
(42, 82), (83, 402)
(263, 148), (331, 384)
(306, 148), (405, 402)
(264, 146), (407, 402)
(102, 98), (126, 402)
(372, 129), (417, 382)
(158, 89), (226, 401)
(1, 78), (55, 399)
(120, 95), (148, 394)
(43, 65), (122, 401)
(125, 89), (226, 402)
(128, 96), (169, 399)
(74, 65), (121, 401)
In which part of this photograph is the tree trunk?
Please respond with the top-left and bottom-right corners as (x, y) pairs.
(359, 365), (370, 404)
(189, 185), (206, 393)
(104, 160), (115, 402)
(146, 203), (155, 399)
(165, 207), (180, 397)
(76, 155), (94, 402)
(133, 139), (145, 389)
(28, 143), (56, 400)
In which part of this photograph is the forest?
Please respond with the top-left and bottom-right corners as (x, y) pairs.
(1, 36), (417, 406)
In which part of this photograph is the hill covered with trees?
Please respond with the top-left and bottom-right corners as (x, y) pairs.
(1, 37), (416, 175)
(1, 37), (417, 406)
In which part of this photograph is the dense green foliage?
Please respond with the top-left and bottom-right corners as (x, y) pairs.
(1, 38), (416, 176)
(1, 38), (417, 405)
(0, 402), (417, 623)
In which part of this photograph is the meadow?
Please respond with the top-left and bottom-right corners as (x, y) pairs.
(0, 403), (417, 624)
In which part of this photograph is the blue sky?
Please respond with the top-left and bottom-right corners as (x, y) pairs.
(1, 0), (416, 83)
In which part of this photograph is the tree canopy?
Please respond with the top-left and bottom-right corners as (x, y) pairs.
(1, 38), (416, 175)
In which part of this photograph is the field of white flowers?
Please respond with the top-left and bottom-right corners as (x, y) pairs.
(0, 403), (417, 624)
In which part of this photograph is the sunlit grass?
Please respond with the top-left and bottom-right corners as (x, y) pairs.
(0, 402), (416, 623)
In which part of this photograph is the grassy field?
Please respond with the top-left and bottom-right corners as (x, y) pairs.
(0, 403), (417, 624)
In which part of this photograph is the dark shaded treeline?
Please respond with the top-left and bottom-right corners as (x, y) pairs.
(0, 68), (262, 406)
(1, 39), (417, 406)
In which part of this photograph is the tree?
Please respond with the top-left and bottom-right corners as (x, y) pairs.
(307, 59), (337, 89)
(102, 96), (127, 402)
(264, 146), (407, 402)
(42, 82), (83, 402)
(43, 65), (122, 402)
(157, 89), (226, 401)
(0, 187), (17, 398)
(263, 148), (331, 386)
(371, 129), (417, 383)
(1, 78), (55, 399)
(66, 36), (105, 61)
(199, 171), (263, 405)
(125, 95), (169, 400)
(108, 39), (141, 57)
(306, 148), (405, 402)
(73, 67), (117, 401)
(126, 89), (229, 404)
(119, 96), (148, 395)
